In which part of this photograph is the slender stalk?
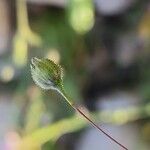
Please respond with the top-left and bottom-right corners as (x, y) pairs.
(58, 86), (128, 150)
(16, 0), (29, 33)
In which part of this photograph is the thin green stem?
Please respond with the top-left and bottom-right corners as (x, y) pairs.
(57, 85), (74, 106)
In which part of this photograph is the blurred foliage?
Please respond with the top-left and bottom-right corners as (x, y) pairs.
(24, 87), (45, 134)
(13, 0), (41, 67)
(67, 0), (94, 34)
(0, 0), (150, 150)
(16, 102), (150, 149)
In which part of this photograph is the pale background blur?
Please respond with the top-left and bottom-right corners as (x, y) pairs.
(0, 0), (150, 150)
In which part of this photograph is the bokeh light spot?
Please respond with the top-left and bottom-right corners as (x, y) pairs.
(69, 0), (94, 34)
(46, 49), (60, 63)
(0, 65), (14, 82)
(113, 110), (128, 125)
(4, 131), (21, 150)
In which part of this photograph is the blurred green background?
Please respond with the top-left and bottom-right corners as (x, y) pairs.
(0, 0), (150, 149)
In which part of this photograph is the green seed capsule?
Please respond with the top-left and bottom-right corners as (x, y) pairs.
(30, 57), (63, 90)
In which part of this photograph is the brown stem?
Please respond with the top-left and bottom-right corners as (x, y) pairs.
(59, 87), (128, 150)
(72, 104), (128, 150)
